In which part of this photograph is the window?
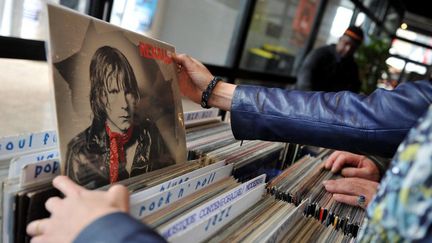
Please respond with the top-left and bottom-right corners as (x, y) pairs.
(390, 39), (432, 65)
(396, 29), (432, 47)
(110, 0), (245, 66)
(313, 0), (354, 48)
(0, 0), (88, 40)
(406, 62), (427, 75)
(238, 0), (319, 76)
(111, 0), (158, 33)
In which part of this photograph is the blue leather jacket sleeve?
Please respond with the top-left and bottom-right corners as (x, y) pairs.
(231, 80), (432, 157)
(74, 212), (166, 243)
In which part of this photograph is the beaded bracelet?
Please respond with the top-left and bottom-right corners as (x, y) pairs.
(201, 76), (222, 109)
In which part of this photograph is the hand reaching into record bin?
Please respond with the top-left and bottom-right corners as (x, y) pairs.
(26, 176), (166, 243)
(322, 151), (381, 209)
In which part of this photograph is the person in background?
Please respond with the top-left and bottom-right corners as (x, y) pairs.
(296, 25), (364, 92)
(27, 53), (432, 242)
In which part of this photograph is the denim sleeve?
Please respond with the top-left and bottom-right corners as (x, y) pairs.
(74, 212), (166, 243)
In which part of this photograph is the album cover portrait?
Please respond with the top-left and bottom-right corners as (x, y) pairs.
(47, 5), (186, 189)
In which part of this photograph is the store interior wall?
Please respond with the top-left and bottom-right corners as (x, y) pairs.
(152, 0), (240, 66)
(239, 0), (300, 69)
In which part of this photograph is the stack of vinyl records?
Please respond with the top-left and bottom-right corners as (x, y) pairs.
(206, 196), (353, 243)
(111, 157), (268, 243)
(186, 120), (289, 182)
(128, 162), (357, 243)
(3, 158), (226, 243)
(125, 150), (362, 243)
(267, 150), (365, 237)
(186, 121), (236, 160)
(2, 132), (365, 243)
(5, 182), (60, 243)
(0, 131), (58, 243)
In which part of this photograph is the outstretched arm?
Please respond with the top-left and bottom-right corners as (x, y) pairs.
(172, 53), (432, 157)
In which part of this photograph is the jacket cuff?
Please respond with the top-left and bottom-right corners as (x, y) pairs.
(367, 155), (391, 179)
(74, 212), (166, 243)
(230, 85), (257, 140)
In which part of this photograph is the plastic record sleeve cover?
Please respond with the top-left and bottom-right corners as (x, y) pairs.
(46, 4), (187, 189)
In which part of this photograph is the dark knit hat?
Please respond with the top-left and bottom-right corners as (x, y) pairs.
(343, 26), (364, 43)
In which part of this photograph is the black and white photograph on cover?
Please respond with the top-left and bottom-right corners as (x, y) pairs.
(47, 4), (186, 189)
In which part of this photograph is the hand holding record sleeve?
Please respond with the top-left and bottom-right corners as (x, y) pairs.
(26, 176), (129, 242)
(324, 151), (381, 182)
(172, 53), (236, 111)
(171, 53), (214, 104)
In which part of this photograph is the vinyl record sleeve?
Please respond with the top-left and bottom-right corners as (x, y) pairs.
(46, 4), (186, 189)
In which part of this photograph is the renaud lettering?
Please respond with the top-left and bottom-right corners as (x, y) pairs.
(139, 42), (172, 64)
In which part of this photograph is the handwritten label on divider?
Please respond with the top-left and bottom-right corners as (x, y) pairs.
(0, 131), (57, 160)
(183, 108), (219, 123)
(9, 149), (59, 178)
(130, 164), (233, 219)
(170, 184), (265, 242)
(20, 158), (60, 186)
(130, 160), (225, 203)
(158, 174), (266, 239)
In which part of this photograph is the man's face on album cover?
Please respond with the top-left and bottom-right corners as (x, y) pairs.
(105, 76), (134, 133)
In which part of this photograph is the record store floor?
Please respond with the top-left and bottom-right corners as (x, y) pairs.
(0, 58), (56, 138)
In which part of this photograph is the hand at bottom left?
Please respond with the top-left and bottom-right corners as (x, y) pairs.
(26, 175), (129, 243)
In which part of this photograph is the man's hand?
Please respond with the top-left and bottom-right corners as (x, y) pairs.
(27, 176), (129, 243)
(324, 151), (381, 181)
(323, 178), (379, 209)
(171, 53), (214, 104)
(171, 53), (236, 111)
